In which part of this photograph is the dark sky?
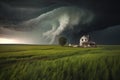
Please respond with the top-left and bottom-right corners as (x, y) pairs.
(0, 0), (120, 44)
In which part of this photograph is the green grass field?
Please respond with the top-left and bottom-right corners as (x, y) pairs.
(0, 45), (120, 80)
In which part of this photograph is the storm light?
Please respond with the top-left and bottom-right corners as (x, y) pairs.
(0, 38), (25, 44)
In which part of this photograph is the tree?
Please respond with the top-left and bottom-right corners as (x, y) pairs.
(58, 37), (67, 46)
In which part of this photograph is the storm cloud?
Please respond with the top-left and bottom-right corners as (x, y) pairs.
(0, 0), (120, 44)
(0, 7), (94, 44)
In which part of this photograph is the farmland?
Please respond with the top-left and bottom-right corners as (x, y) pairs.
(0, 45), (120, 80)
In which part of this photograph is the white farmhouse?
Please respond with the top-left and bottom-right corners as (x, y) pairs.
(80, 35), (89, 46)
(68, 35), (96, 48)
(79, 35), (96, 47)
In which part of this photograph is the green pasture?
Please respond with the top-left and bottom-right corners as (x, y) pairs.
(0, 45), (120, 80)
